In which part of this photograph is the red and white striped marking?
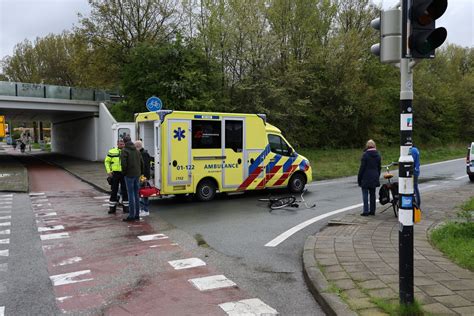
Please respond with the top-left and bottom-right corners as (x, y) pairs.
(50, 270), (93, 286)
(40, 232), (69, 241)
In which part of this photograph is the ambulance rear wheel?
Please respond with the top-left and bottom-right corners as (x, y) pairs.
(196, 179), (216, 201)
(288, 173), (306, 193)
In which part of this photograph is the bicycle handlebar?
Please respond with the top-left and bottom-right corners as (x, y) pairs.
(382, 162), (399, 169)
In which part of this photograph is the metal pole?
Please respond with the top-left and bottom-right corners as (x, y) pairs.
(399, 57), (414, 305)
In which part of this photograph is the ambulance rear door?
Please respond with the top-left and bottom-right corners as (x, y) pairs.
(167, 119), (192, 187)
(112, 123), (136, 142)
(154, 120), (161, 190)
(222, 117), (245, 189)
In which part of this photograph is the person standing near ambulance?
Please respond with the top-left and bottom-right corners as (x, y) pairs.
(105, 139), (129, 214)
(121, 136), (144, 222)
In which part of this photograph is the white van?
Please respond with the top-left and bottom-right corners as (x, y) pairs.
(467, 142), (474, 182)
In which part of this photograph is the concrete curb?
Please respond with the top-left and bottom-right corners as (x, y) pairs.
(302, 235), (356, 316)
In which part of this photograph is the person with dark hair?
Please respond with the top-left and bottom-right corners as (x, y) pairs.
(105, 139), (129, 214)
(121, 136), (144, 222)
(358, 139), (382, 216)
(135, 140), (151, 217)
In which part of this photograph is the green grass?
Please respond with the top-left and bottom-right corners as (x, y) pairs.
(371, 297), (425, 316)
(31, 142), (51, 150)
(299, 143), (467, 180)
(430, 197), (474, 271)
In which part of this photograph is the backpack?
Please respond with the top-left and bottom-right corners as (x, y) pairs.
(379, 184), (390, 205)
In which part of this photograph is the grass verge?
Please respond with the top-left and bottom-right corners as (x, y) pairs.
(371, 297), (425, 316)
(430, 196), (474, 271)
(299, 143), (467, 180)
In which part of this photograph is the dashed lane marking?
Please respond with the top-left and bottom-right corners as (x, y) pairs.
(0, 239), (9, 244)
(0, 223), (10, 227)
(49, 270), (93, 286)
(56, 296), (73, 302)
(0, 230), (10, 235)
(29, 192), (45, 196)
(168, 258), (206, 270)
(188, 275), (237, 291)
(38, 225), (65, 232)
(40, 232), (70, 241)
(455, 175), (468, 180)
(0, 207), (11, 209)
(93, 196), (110, 200)
(219, 298), (278, 316)
(54, 257), (82, 267)
(36, 212), (57, 217)
(0, 216), (10, 220)
(0, 263), (7, 272)
(137, 234), (169, 241)
(0, 306), (4, 316)
(30, 199), (49, 203)
(0, 250), (8, 257)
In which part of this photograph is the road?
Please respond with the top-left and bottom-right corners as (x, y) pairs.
(0, 153), (468, 315)
(152, 158), (469, 315)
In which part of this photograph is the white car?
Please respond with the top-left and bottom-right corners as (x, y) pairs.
(467, 142), (474, 182)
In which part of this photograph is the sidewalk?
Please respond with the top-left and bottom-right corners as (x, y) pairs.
(0, 144), (28, 192)
(303, 184), (474, 316)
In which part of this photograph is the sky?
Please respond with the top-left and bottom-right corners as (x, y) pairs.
(0, 0), (473, 60)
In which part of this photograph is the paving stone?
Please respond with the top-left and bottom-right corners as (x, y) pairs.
(350, 271), (377, 282)
(418, 284), (455, 296)
(413, 276), (438, 286)
(344, 288), (367, 299)
(457, 290), (474, 302)
(358, 280), (387, 290)
(324, 265), (344, 273)
(434, 295), (472, 308)
(326, 271), (349, 281)
(343, 264), (367, 272)
(317, 258), (339, 266)
(347, 297), (374, 310)
(453, 306), (474, 315)
(379, 274), (398, 283)
(333, 279), (356, 290)
(443, 280), (474, 291)
(414, 291), (437, 305)
(422, 303), (456, 315)
(368, 287), (397, 299)
(358, 308), (387, 316)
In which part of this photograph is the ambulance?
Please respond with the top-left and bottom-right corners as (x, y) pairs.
(131, 110), (312, 201)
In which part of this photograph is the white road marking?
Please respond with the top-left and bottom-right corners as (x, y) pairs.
(455, 175), (468, 180)
(101, 204), (109, 207)
(137, 234), (169, 241)
(421, 184), (438, 190)
(55, 257), (82, 266)
(56, 296), (73, 302)
(42, 244), (64, 251)
(38, 225), (65, 232)
(32, 204), (52, 207)
(40, 232), (69, 241)
(0, 250), (8, 257)
(0, 194), (12, 197)
(0, 198), (12, 201)
(0, 222), (10, 227)
(219, 298), (278, 316)
(265, 203), (363, 247)
(36, 212), (57, 217)
(29, 192), (45, 196)
(189, 275), (237, 291)
(168, 258), (206, 270)
(93, 196), (110, 199)
(36, 219), (59, 225)
(50, 270), (93, 286)
(0, 306), (4, 316)
(31, 199), (49, 203)
(0, 239), (9, 244)
(0, 216), (10, 220)
(0, 206), (11, 209)
(0, 263), (7, 272)
(421, 157), (465, 168)
(0, 230), (10, 235)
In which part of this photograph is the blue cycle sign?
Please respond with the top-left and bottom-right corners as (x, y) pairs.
(146, 96), (162, 111)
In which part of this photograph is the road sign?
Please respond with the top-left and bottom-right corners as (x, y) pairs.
(146, 96), (163, 111)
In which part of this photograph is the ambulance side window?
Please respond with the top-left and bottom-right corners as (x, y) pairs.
(118, 128), (130, 141)
(192, 120), (221, 149)
(268, 134), (291, 156)
(225, 120), (243, 152)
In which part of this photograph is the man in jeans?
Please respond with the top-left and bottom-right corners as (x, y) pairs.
(135, 140), (152, 217)
(120, 136), (144, 222)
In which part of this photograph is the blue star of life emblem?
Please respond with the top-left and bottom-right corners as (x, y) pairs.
(173, 127), (186, 141)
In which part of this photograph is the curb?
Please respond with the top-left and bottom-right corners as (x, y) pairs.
(302, 235), (356, 316)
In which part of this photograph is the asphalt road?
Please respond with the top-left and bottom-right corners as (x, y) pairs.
(150, 157), (469, 315)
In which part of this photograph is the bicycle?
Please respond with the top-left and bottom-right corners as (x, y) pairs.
(379, 162), (399, 217)
(259, 189), (316, 211)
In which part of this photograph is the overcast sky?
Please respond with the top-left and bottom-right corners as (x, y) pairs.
(0, 0), (473, 60)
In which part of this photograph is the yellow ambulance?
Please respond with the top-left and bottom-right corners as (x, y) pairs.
(134, 110), (312, 201)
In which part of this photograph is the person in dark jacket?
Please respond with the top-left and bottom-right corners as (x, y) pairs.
(121, 136), (144, 222)
(357, 139), (382, 216)
(135, 140), (151, 216)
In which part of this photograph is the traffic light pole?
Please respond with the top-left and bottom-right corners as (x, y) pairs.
(398, 57), (415, 305)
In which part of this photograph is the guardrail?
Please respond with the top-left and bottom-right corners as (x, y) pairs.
(0, 81), (120, 102)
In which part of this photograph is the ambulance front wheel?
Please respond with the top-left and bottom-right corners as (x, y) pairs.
(196, 179), (217, 201)
(288, 173), (306, 193)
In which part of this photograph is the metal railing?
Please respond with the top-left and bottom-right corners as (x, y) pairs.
(0, 81), (118, 102)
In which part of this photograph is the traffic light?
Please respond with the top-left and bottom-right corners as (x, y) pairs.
(402, 0), (448, 58)
(370, 9), (401, 64)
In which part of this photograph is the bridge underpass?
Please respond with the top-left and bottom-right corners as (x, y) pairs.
(0, 81), (121, 161)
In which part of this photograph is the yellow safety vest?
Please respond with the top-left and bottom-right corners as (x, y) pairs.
(105, 147), (122, 173)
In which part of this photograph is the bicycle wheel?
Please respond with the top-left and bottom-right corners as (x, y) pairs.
(270, 196), (296, 210)
(392, 199), (398, 217)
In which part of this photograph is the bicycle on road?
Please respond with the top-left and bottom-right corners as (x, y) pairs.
(259, 189), (316, 211)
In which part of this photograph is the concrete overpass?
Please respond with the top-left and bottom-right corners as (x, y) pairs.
(0, 81), (124, 161)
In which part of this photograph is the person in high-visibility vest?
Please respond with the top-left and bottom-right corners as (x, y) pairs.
(105, 139), (129, 214)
